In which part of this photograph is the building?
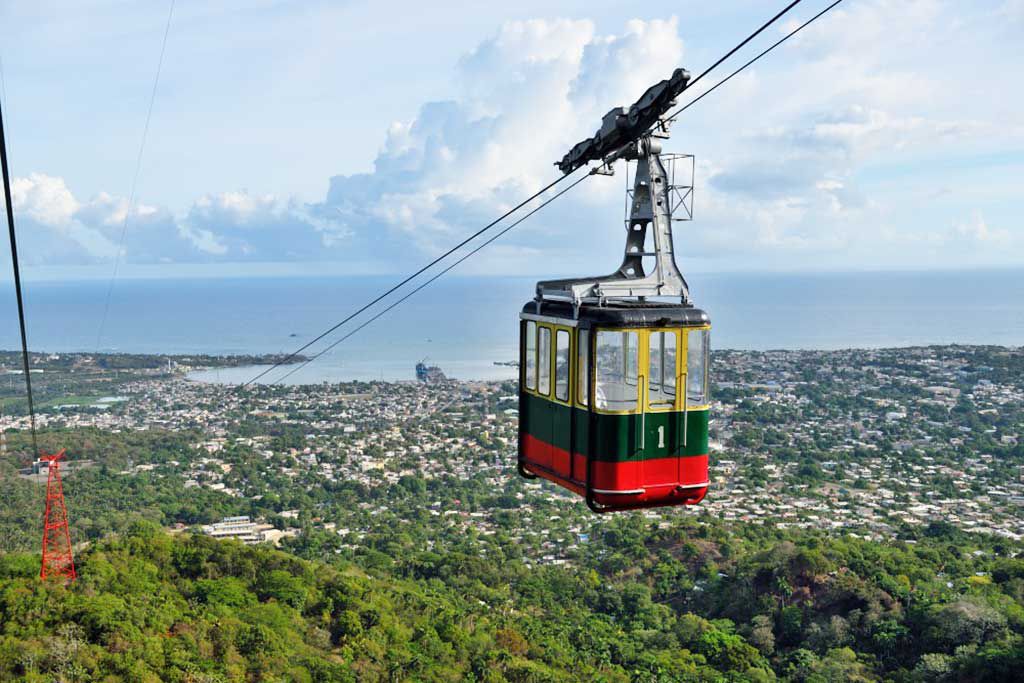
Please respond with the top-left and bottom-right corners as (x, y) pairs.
(201, 516), (274, 545)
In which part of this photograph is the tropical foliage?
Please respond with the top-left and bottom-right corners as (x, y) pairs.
(1, 517), (1022, 681)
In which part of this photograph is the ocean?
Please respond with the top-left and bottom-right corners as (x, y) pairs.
(1, 269), (1022, 383)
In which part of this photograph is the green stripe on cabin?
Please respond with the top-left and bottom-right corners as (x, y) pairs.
(521, 391), (708, 462)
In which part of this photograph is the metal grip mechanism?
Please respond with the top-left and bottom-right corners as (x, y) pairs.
(536, 67), (701, 312)
(536, 137), (692, 308)
(557, 67), (690, 175)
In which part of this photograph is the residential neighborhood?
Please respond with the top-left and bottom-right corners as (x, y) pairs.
(3, 345), (1021, 564)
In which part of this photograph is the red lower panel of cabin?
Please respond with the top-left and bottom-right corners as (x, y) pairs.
(521, 433), (708, 508)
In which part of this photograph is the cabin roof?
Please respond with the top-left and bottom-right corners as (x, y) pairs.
(521, 299), (710, 327)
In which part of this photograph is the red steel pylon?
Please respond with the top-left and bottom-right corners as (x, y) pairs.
(40, 449), (76, 582)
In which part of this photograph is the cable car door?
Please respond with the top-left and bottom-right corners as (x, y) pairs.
(643, 329), (680, 486)
(552, 328), (572, 478)
(594, 330), (643, 485)
(623, 331), (643, 468)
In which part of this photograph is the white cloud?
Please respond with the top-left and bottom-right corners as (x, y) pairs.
(8, 173), (117, 264)
(4, 5), (1022, 273)
(706, 105), (975, 213)
(313, 17), (687, 265)
(182, 191), (342, 260)
(8, 17), (689, 270)
(570, 18), (684, 113)
(7, 173), (213, 265)
(954, 212), (1010, 245)
(11, 172), (80, 225)
(682, 0), (1023, 270)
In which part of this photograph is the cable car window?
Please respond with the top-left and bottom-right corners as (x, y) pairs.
(578, 331), (589, 406)
(524, 321), (536, 391)
(649, 330), (677, 407)
(557, 329), (573, 401)
(596, 331), (638, 411)
(538, 326), (551, 396)
(555, 329), (570, 401)
(687, 328), (709, 405)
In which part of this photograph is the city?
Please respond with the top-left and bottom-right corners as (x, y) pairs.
(3, 344), (1021, 564)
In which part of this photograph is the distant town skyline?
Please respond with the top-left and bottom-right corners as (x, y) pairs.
(0, 0), (1021, 279)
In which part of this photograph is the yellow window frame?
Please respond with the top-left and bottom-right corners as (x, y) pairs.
(582, 325), (711, 414)
(521, 322), (573, 404)
(526, 322), (711, 411)
(535, 324), (552, 398)
(645, 328), (681, 413)
(551, 325), (573, 406)
(681, 325), (712, 411)
(577, 327), (593, 409)
(588, 327), (643, 415)
(522, 320), (537, 393)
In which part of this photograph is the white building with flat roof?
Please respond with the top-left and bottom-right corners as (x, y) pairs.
(202, 516), (269, 545)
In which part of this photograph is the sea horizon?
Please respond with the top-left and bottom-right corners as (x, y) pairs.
(1, 267), (1022, 383)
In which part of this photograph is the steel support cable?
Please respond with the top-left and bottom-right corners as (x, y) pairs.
(680, 0), (803, 94)
(664, 0), (845, 126)
(242, 170), (580, 386)
(95, 0), (176, 350)
(246, 0), (816, 386)
(270, 173), (592, 385)
(0, 95), (39, 456)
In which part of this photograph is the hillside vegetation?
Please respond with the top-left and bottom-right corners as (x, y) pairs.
(1, 519), (1023, 682)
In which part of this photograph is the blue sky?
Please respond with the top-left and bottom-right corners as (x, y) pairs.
(0, 0), (1021, 280)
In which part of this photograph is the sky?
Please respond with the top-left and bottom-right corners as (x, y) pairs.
(0, 0), (1021, 281)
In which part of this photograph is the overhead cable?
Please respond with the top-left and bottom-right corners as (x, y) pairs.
(242, 170), (582, 386)
(664, 0), (844, 125)
(269, 173), (592, 384)
(247, 0), (843, 384)
(0, 93), (39, 456)
(96, 0), (176, 350)
(682, 0), (804, 94)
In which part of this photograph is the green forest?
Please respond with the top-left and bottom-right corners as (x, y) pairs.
(1, 346), (1023, 681)
(1, 517), (1022, 682)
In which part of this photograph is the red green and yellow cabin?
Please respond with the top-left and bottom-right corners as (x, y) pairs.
(518, 299), (711, 512)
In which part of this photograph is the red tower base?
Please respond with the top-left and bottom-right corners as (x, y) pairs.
(40, 449), (76, 582)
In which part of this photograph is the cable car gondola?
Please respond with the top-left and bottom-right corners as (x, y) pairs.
(518, 68), (711, 512)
